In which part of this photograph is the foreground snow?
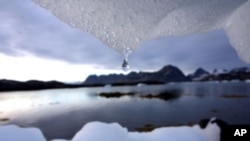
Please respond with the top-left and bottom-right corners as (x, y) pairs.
(0, 118), (221, 141)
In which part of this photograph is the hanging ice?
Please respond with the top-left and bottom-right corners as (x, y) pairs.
(31, 0), (250, 65)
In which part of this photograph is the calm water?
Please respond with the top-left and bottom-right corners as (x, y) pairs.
(0, 81), (250, 140)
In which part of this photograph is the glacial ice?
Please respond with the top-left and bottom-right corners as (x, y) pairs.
(0, 118), (221, 141)
(0, 125), (46, 141)
(30, 0), (250, 63)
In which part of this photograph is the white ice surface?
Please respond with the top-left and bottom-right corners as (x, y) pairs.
(31, 0), (250, 63)
(0, 125), (46, 141)
(0, 118), (220, 141)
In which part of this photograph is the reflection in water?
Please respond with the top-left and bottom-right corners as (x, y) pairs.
(0, 97), (33, 112)
(0, 82), (250, 140)
(0, 88), (96, 124)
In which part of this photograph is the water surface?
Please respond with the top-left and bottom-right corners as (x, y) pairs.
(0, 82), (250, 140)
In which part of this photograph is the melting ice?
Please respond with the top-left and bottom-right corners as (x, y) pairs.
(31, 0), (250, 65)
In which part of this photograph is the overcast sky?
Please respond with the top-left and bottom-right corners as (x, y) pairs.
(0, 0), (249, 82)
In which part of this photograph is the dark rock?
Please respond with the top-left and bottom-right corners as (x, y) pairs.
(98, 92), (135, 98)
(140, 91), (180, 101)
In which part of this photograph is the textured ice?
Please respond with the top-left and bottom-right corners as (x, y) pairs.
(0, 118), (221, 141)
(31, 0), (250, 62)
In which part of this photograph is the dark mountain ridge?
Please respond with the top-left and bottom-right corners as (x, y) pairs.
(1, 65), (250, 92)
(0, 79), (82, 92)
(84, 65), (189, 85)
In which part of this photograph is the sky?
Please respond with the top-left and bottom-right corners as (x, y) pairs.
(0, 0), (249, 82)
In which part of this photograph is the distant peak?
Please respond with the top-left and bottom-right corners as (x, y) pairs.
(195, 68), (209, 75)
(158, 65), (178, 72)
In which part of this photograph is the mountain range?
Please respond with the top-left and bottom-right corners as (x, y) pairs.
(1, 65), (250, 92)
(84, 65), (189, 85)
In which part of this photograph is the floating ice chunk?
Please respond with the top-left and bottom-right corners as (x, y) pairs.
(71, 122), (129, 141)
(0, 118), (224, 141)
(0, 125), (46, 141)
(52, 118), (221, 141)
(137, 83), (146, 87)
(31, 0), (250, 63)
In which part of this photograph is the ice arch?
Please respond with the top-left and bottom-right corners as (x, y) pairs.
(31, 0), (250, 63)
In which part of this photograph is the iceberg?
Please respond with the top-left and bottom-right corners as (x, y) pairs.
(0, 125), (46, 141)
(30, 0), (250, 63)
(0, 118), (225, 141)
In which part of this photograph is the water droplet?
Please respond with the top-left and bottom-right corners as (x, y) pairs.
(121, 47), (132, 71)
(122, 58), (129, 71)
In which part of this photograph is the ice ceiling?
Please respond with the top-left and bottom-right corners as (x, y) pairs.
(31, 0), (250, 64)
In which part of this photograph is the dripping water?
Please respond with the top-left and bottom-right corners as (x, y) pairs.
(121, 47), (132, 71)
(122, 58), (129, 71)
